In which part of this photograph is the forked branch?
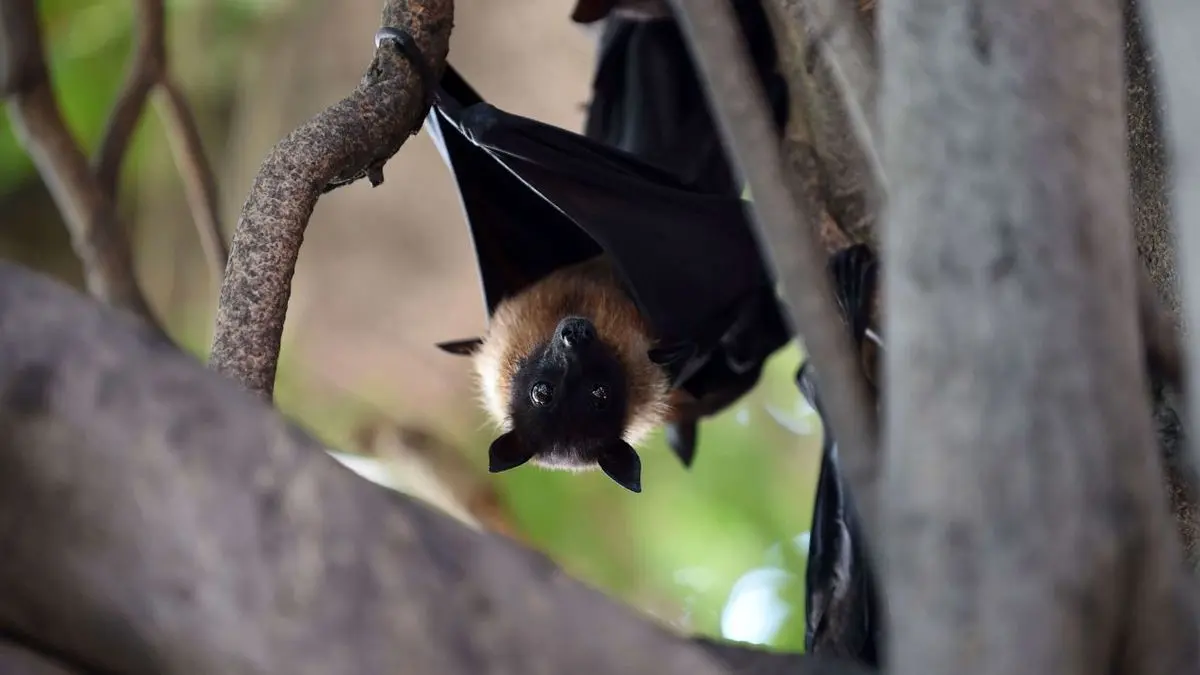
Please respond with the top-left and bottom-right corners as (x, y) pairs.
(0, 0), (229, 326)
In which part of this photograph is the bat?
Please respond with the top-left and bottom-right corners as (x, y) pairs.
(798, 243), (882, 666)
(425, 65), (790, 492)
(578, 0), (790, 466)
(580, 0), (789, 195)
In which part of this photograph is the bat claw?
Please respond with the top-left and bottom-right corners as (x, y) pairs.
(374, 27), (437, 124)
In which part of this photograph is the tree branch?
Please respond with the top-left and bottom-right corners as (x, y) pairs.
(668, 0), (881, 532)
(695, 639), (875, 675)
(0, 0), (160, 325)
(878, 1), (1199, 673)
(2, 0), (230, 331)
(96, 0), (229, 286)
(0, 259), (866, 675)
(94, 0), (164, 197)
(0, 639), (81, 675)
(207, 0), (454, 397)
(155, 77), (229, 280)
(1141, 0), (1200, 561)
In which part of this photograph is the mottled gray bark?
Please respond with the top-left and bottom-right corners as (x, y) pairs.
(0, 260), (872, 675)
(1140, 0), (1200, 572)
(879, 1), (1199, 674)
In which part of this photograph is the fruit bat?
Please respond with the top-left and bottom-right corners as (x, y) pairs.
(798, 243), (882, 666)
(577, 0), (790, 466)
(426, 64), (790, 492)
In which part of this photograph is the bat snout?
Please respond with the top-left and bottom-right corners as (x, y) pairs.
(556, 316), (597, 350)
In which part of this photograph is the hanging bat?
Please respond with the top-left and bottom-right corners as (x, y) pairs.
(580, 0), (788, 195)
(426, 65), (790, 492)
(578, 0), (790, 466)
(798, 243), (882, 666)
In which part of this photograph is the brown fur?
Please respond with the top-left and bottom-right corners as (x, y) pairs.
(473, 256), (672, 446)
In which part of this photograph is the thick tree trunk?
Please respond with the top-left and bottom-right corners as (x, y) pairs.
(878, 1), (1198, 674)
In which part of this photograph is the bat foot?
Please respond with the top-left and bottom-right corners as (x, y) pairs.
(665, 420), (698, 468)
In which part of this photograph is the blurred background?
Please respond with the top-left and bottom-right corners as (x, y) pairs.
(1, 0), (823, 652)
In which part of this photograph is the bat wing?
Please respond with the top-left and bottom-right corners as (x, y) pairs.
(424, 67), (599, 321)
(797, 361), (880, 666)
(426, 64), (788, 397)
(583, 3), (788, 194)
(797, 245), (883, 665)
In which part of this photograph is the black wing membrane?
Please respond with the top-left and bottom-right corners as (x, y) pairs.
(799, 244), (882, 667)
(578, 0), (790, 464)
(583, 1), (788, 195)
(425, 64), (789, 402)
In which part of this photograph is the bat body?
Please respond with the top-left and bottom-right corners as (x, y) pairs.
(427, 64), (790, 492)
(578, 0), (789, 466)
(799, 243), (881, 666)
(442, 256), (671, 492)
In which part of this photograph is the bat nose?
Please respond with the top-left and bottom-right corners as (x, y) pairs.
(558, 317), (596, 349)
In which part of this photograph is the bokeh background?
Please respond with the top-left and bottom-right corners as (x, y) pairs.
(1, 0), (824, 651)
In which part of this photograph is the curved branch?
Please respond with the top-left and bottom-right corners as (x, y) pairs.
(0, 259), (868, 675)
(155, 77), (229, 278)
(93, 0), (165, 197)
(207, 0), (455, 396)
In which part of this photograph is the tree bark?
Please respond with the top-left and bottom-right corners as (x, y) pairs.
(0, 260), (870, 675)
(878, 0), (1199, 674)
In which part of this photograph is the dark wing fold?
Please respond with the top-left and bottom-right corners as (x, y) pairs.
(798, 244), (882, 666)
(583, 3), (788, 194)
(425, 64), (788, 400)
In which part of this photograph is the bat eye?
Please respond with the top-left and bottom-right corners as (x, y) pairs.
(530, 382), (554, 407)
(591, 384), (609, 408)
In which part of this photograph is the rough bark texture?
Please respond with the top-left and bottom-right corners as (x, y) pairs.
(0, 261), (875, 675)
(208, 0), (455, 397)
(1127, 0), (1200, 567)
(878, 1), (1199, 674)
(766, 0), (882, 247)
(1141, 0), (1200, 570)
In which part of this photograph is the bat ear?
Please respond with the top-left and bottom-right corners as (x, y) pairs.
(488, 431), (535, 473)
(437, 337), (484, 356)
(665, 421), (698, 469)
(597, 440), (642, 493)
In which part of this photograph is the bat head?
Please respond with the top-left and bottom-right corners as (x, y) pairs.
(487, 315), (642, 493)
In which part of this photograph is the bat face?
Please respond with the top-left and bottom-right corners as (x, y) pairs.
(488, 316), (643, 493)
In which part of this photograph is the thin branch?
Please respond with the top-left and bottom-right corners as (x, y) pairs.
(155, 77), (229, 277)
(93, 0), (164, 197)
(207, 0), (455, 397)
(0, 0), (161, 327)
(95, 0), (229, 285)
(0, 258), (869, 675)
(668, 0), (881, 530)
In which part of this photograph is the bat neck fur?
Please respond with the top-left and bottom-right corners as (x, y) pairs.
(474, 256), (670, 445)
